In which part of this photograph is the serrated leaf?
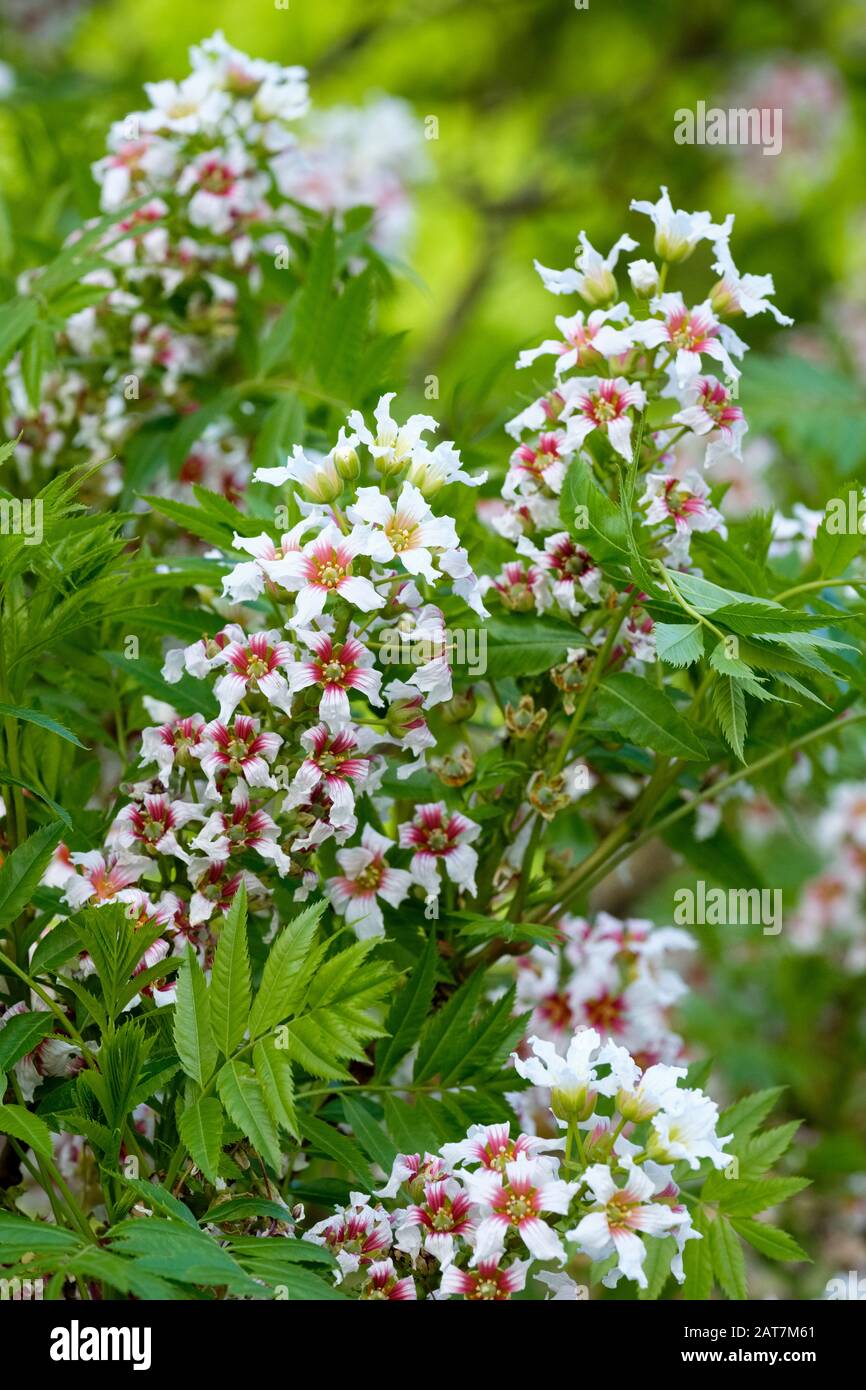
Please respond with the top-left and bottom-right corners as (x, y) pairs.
(709, 640), (754, 678)
(253, 1037), (299, 1139)
(178, 1096), (225, 1185)
(0, 821), (64, 929)
(712, 675), (747, 761)
(638, 1233), (676, 1300)
(217, 1060), (282, 1171)
(721, 1177), (810, 1217)
(719, 1087), (785, 1141)
(729, 1217), (810, 1262)
(248, 897), (325, 1038)
(210, 884), (251, 1057)
(734, 1121), (802, 1178)
(0, 1011), (55, 1069)
(596, 672), (708, 760)
(655, 622), (704, 668)
(0, 702), (86, 748)
(342, 1095), (397, 1171)
(298, 1112), (374, 1188)
(375, 930), (437, 1080)
(0, 1102), (54, 1160)
(709, 1214), (748, 1299)
(173, 947), (217, 1087)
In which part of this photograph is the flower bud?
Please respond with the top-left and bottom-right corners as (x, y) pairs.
(527, 769), (571, 821)
(385, 695), (424, 739)
(627, 258), (659, 298)
(301, 456), (342, 503)
(440, 689), (476, 724)
(333, 444), (360, 481)
(580, 265), (618, 309)
(551, 1083), (597, 1125)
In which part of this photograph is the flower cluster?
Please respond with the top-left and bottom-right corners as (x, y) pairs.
(36, 395), (486, 1001)
(3, 33), (425, 496)
(304, 1027), (731, 1299)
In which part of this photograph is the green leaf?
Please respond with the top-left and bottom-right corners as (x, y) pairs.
(719, 1087), (785, 1142)
(292, 222), (336, 370)
(248, 897), (325, 1038)
(375, 930), (437, 1080)
(721, 1177), (811, 1217)
(596, 672), (708, 760)
(712, 675), (747, 762)
(210, 884), (251, 1057)
(173, 948), (217, 1087)
(482, 614), (579, 678)
(638, 1234), (676, 1300)
(342, 1095), (398, 1172)
(0, 703), (86, 748)
(107, 1217), (257, 1293)
(178, 1096), (225, 1185)
(0, 822), (64, 929)
(681, 1207), (713, 1300)
(200, 1197), (296, 1226)
(654, 622), (704, 668)
(734, 1121), (802, 1178)
(709, 641), (754, 679)
(729, 1217), (810, 1262)
(29, 920), (81, 977)
(299, 1112), (374, 1188)
(0, 1211), (83, 1256)
(0, 1102), (54, 1160)
(709, 1214), (748, 1299)
(561, 458), (630, 563)
(217, 1060), (282, 1171)
(0, 1011), (55, 1069)
(253, 1036), (299, 1139)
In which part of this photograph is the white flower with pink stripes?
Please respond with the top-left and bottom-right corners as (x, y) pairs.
(191, 781), (292, 875)
(213, 630), (294, 722)
(395, 1177), (475, 1266)
(276, 523), (384, 628)
(361, 1258), (416, 1301)
(440, 1122), (563, 1173)
(326, 826), (412, 939)
(567, 1160), (690, 1288)
(398, 801), (480, 898)
(440, 1256), (530, 1301)
(466, 1153), (578, 1264)
(139, 713), (206, 786)
(288, 630), (382, 729)
(631, 293), (744, 389)
(347, 482), (459, 582)
(107, 794), (203, 863)
(59, 850), (151, 910)
(197, 714), (282, 799)
(220, 522), (316, 603)
(518, 303), (634, 376)
(283, 724), (370, 829)
(673, 375), (747, 467)
(561, 376), (646, 461)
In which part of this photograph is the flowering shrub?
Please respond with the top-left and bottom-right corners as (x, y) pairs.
(0, 34), (864, 1304)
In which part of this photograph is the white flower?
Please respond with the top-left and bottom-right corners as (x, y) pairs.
(511, 1029), (620, 1119)
(648, 1088), (733, 1170)
(561, 375), (646, 462)
(710, 240), (793, 325)
(630, 186), (733, 263)
(274, 523), (384, 628)
(347, 482), (459, 581)
(466, 1154), (579, 1264)
(347, 392), (438, 475)
(326, 826), (412, 939)
(534, 232), (638, 306)
(627, 258), (660, 296)
(567, 1160), (689, 1288)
